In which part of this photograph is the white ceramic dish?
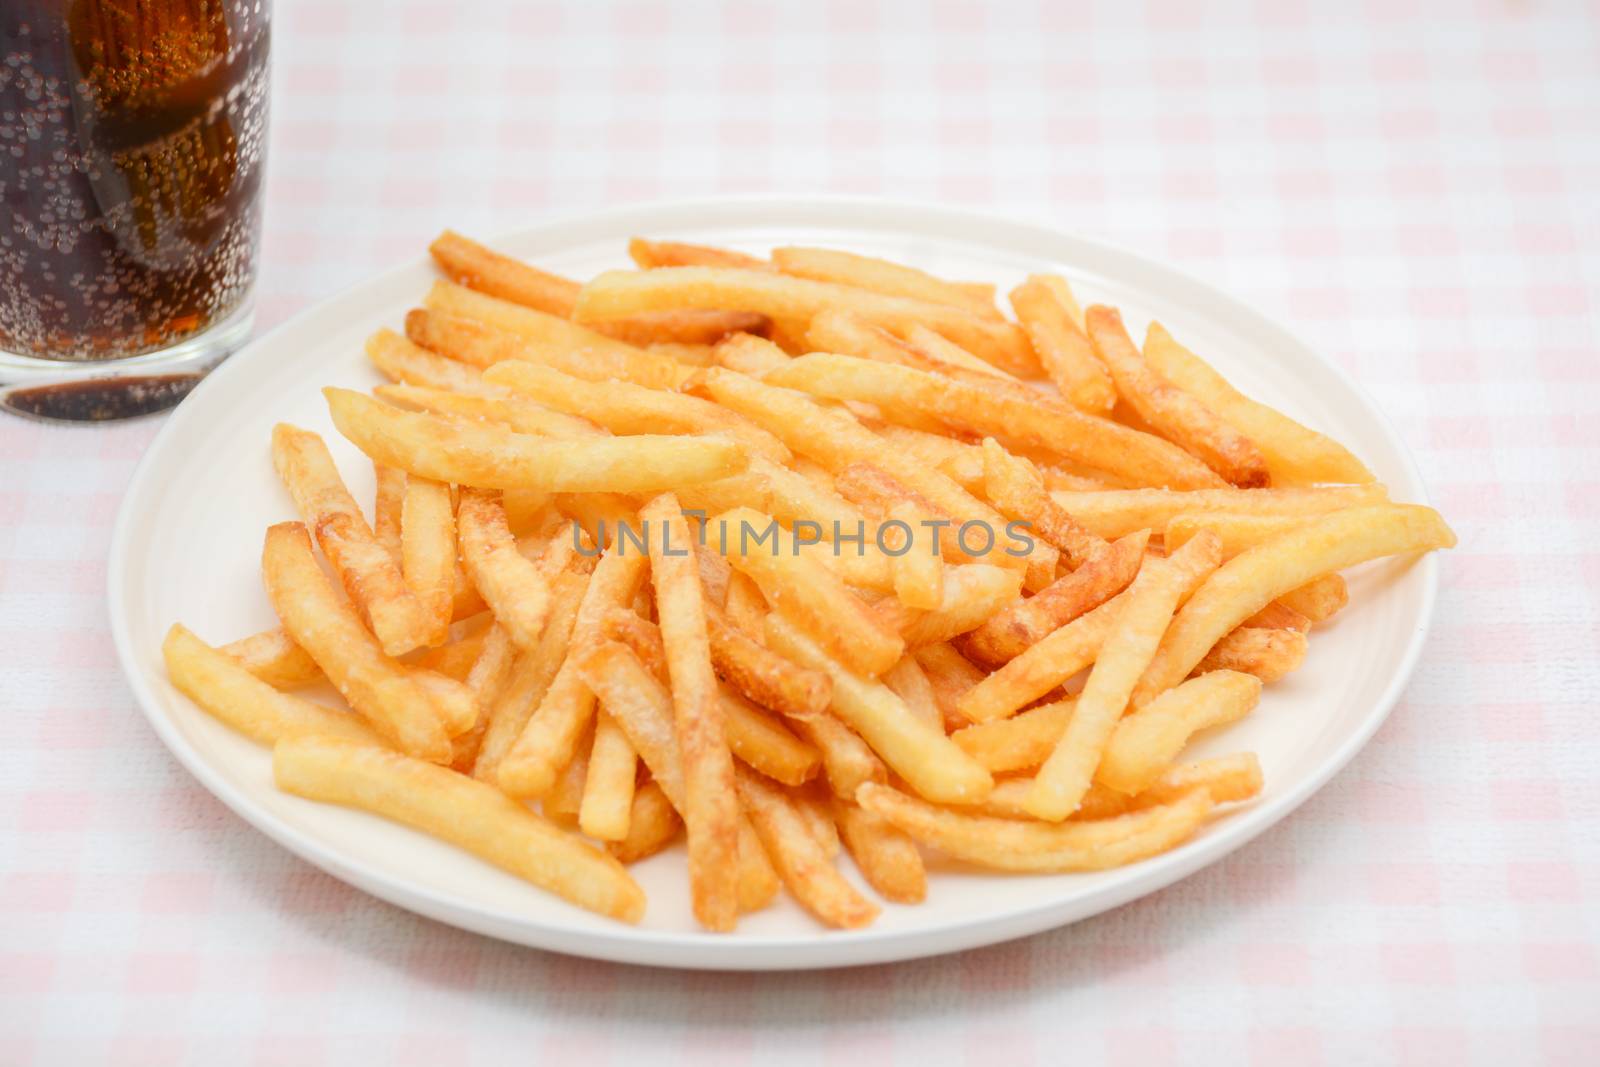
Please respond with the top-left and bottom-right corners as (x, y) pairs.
(108, 197), (1438, 970)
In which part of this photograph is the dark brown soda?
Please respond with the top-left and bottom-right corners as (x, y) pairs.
(0, 0), (269, 361)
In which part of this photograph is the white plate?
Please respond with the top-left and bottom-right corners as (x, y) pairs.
(108, 196), (1438, 970)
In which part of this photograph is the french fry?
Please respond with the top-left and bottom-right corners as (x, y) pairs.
(696, 536), (733, 605)
(1164, 511), (1313, 557)
(640, 492), (741, 931)
(411, 668), (480, 737)
(736, 766), (879, 929)
(882, 654), (942, 732)
(1073, 753), (1265, 820)
(400, 475), (455, 645)
(325, 388), (747, 492)
(722, 569), (768, 640)
(874, 563), (1023, 650)
(791, 712), (887, 799)
(163, 625), (381, 746)
(221, 627), (323, 688)
(1132, 505), (1456, 705)
(705, 599), (832, 720)
(374, 382), (602, 439)
(1195, 626), (1307, 683)
(1241, 600), (1311, 633)
(271, 423), (433, 656)
(790, 783), (842, 858)
(457, 488), (552, 649)
(979, 437), (1103, 566)
(709, 506), (905, 677)
(425, 278), (649, 362)
(1085, 306), (1269, 488)
(573, 641), (777, 913)
(886, 502), (946, 611)
(406, 306), (694, 390)
(858, 782), (1215, 872)
(367, 327), (493, 393)
(448, 624), (518, 771)
(575, 266), (1038, 377)
(579, 711), (637, 842)
(415, 627), (490, 681)
(713, 331), (791, 376)
(542, 721), (592, 828)
(629, 237), (772, 271)
(373, 463), (405, 559)
(902, 323), (1022, 380)
(1277, 573), (1349, 623)
(914, 642), (988, 731)
(497, 544), (648, 796)
(963, 531), (1149, 665)
(833, 798), (926, 904)
(1097, 671), (1261, 794)
(483, 360), (790, 463)
(600, 309), (772, 347)
(774, 246), (1001, 320)
(951, 698), (1075, 774)
(763, 353), (1223, 491)
(764, 614), (993, 804)
(1009, 274), (1117, 412)
(430, 230), (581, 316)
(608, 781), (682, 864)
(470, 570), (588, 782)
(274, 735), (645, 922)
(1025, 533), (1222, 820)
(260, 523), (450, 762)
(1143, 322), (1376, 485)
(1051, 485), (1387, 540)
(959, 536), (1220, 725)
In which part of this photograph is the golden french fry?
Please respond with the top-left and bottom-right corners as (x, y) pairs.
(640, 492), (741, 932)
(400, 475), (455, 645)
(858, 782), (1215, 872)
(1052, 485), (1387, 540)
(713, 331), (791, 376)
(979, 437), (1103, 567)
(951, 698), (1075, 774)
(457, 488), (552, 649)
(1132, 505), (1456, 705)
(261, 523), (450, 762)
(373, 463), (405, 559)
(1195, 626), (1307, 684)
(1144, 322), (1376, 485)
(374, 382), (602, 439)
(410, 668), (480, 737)
(722, 569), (768, 640)
(875, 563), (1023, 650)
(446, 624), (518, 771)
(1075, 752), (1265, 820)
(773, 246), (1001, 320)
(542, 720), (592, 828)
(483, 360), (790, 463)
(1009, 274), (1117, 412)
(833, 797), (926, 904)
(790, 783), (842, 858)
(607, 781), (682, 863)
(1025, 533), (1223, 820)
(163, 624), (380, 746)
(1097, 671), (1261, 795)
(271, 423), (433, 656)
(887, 501), (946, 611)
(630, 237), (772, 271)
(415, 628), (488, 681)
(274, 735), (644, 922)
(736, 766), (880, 929)
(430, 230), (581, 317)
(471, 570), (588, 783)
(425, 278), (648, 362)
(221, 627), (323, 688)
(497, 543), (647, 797)
(710, 506), (905, 677)
(367, 327), (493, 393)
(1241, 600), (1310, 633)
(705, 599), (832, 720)
(913, 642), (988, 731)
(1277, 573), (1349, 623)
(1085, 306), (1269, 488)
(600, 309), (772, 347)
(964, 531), (1149, 665)
(579, 711), (637, 842)
(763, 353), (1223, 491)
(881, 654), (942, 733)
(1164, 511), (1313, 556)
(325, 388), (747, 492)
(575, 266), (1038, 377)
(407, 306), (694, 390)
(765, 614), (992, 804)
(791, 712), (887, 800)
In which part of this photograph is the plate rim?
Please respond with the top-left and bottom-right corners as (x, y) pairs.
(107, 193), (1438, 970)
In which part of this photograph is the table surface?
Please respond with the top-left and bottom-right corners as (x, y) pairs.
(2, 2), (1596, 1063)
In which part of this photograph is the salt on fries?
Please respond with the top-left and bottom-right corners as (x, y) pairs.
(164, 231), (1452, 930)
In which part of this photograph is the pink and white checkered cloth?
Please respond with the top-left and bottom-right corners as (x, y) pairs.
(2, 2), (1596, 1063)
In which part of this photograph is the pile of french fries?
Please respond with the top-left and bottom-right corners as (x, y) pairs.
(162, 231), (1455, 931)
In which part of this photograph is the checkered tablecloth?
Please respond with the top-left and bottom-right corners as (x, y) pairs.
(3, 2), (1596, 1063)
